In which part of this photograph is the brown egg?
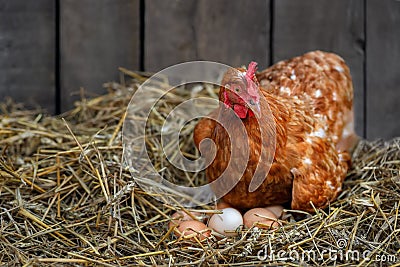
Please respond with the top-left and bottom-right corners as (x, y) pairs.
(216, 201), (231, 210)
(243, 208), (279, 229)
(265, 205), (284, 218)
(168, 211), (201, 229)
(174, 220), (211, 241)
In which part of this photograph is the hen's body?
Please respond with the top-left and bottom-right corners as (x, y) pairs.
(194, 51), (358, 212)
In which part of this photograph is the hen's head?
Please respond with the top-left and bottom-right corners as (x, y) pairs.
(221, 62), (260, 119)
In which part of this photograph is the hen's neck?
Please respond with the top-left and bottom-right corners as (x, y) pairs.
(258, 90), (291, 155)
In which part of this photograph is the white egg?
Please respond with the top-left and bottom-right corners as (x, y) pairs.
(208, 207), (243, 236)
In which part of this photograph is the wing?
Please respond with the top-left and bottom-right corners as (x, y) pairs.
(290, 138), (350, 212)
(193, 110), (218, 150)
(257, 50), (358, 153)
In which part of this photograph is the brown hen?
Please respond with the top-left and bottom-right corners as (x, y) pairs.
(193, 51), (358, 212)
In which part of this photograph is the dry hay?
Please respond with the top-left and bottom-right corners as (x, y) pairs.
(0, 69), (399, 266)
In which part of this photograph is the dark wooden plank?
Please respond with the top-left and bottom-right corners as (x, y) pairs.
(366, 0), (400, 139)
(0, 1), (55, 113)
(273, 0), (365, 137)
(145, 0), (270, 72)
(60, 0), (140, 112)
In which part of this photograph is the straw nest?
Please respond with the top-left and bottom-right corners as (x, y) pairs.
(1, 69), (399, 266)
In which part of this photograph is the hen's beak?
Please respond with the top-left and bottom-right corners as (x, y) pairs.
(248, 99), (261, 115)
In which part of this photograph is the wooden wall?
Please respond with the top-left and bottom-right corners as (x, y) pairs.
(0, 0), (399, 140)
(0, 1), (55, 113)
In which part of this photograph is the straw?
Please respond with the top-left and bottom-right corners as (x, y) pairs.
(0, 71), (399, 266)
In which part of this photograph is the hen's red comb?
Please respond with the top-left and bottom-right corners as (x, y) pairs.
(246, 61), (258, 79)
(245, 61), (259, 97)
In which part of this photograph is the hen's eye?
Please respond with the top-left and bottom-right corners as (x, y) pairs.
(235, 87), (240, 92)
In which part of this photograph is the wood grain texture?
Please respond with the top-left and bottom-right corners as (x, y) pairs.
(0, 0), (55, 113)
(145, 0), (270, 72)
(273, 0), (365, 137)
(366, 0), (400, 139)
(60, 0), (140, 111)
